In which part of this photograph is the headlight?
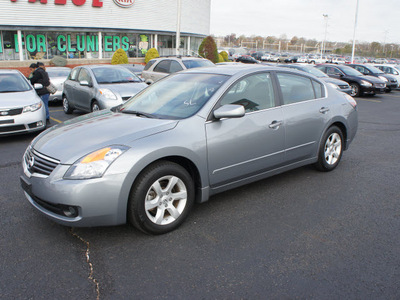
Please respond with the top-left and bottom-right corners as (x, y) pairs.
(23, 101), (42, 113)
(378, 76), (388, 82)
(64, 145), (129, 179)
(360, 80), (372, 87)
(99, 88), (117, 100)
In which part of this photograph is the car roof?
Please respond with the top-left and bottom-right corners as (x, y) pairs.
(181, 64), (309, 77)
(0, 69), (21, 75)
(79, 64), (128, 70)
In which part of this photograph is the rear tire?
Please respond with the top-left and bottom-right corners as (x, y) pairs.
(315, 126), (344, 172)
(62, 95), (73, 114)
(128, 161), (195, 235)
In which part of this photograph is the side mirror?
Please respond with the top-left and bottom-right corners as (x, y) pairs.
(33, 83), (43, 89)
(80, 80), (91, 87)
(213, 104), (245, 120)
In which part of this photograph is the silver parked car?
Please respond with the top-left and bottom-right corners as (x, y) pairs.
(62, 65), (148, 114)
(46, 67), (71, 102)
(141, 56), (215, 84)
(21, 65), (358, 234)
(0, 69), (46, 135)
(278, 64), (352, 95)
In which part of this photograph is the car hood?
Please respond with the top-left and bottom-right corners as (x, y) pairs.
(98, 82), (147, 97)
(32, 110), (178, 164)
(0, 90), (41, 108)
(360, 75), (385, 83)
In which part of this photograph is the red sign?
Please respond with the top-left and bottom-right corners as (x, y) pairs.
(10, 0), (103, 7)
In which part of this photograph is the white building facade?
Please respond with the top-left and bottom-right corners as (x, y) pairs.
(0, 0), (210, 61)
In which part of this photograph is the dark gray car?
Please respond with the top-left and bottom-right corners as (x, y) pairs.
(62, 65), (147, 114)
(21, 65), (358, 235)
(278, 64), (352, 95)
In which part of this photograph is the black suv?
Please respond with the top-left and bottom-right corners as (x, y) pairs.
(347, 64), (398, 92)
(316, 64), (386, 97)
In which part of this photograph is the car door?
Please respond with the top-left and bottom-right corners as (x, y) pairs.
(276, 72), (331, 163)
(63, 67), (80, 107)
(74, 68), (94, 111)
(206, 72), (285, 188)
(324, 66), (347, 82)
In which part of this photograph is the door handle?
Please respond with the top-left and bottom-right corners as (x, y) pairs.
(319, 107), (330, 114)
(269, 120), (283, 129)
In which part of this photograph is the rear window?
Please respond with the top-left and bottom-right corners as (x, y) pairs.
(182, 59), (214, 69)
(144, 60), (157, 71)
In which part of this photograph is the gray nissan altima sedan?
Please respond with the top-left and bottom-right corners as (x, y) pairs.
(21, 65), (358, 234)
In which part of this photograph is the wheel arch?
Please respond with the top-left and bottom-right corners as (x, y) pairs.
(327, 121), (348, 150)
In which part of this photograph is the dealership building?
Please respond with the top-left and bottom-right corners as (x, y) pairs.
(0, 0), (210, 65)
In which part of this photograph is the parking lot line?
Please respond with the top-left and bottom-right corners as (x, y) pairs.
(50, 117), (62, 123)
(357, 98), (382, 103)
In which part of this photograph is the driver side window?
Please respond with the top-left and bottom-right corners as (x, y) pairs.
(219, 73), (275, 113)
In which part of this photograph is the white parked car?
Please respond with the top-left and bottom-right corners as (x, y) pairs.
(308, 55), (329, 64)
(374, 64), (400, 88)
(0, 69), (46, 135)
(46, 67), (71, 102)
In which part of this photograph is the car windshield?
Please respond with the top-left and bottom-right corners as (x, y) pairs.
(47, 69), (71, 77)
(182, 60), (215, 69)
(0, 73), (32, 93)
(367, 65), (385, 74)
(119, 73), (229, 119)
(93, 67), (141, 84)
(341, 66), (363, 76)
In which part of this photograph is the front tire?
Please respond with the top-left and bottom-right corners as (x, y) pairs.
(128, 161), (195, 235)
(315, 126), (344, 172)
(350, 83), (361, 97)
(91, 100), (100, 112)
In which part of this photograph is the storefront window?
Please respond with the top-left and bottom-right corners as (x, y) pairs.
(0, 31), (19, 61)
(191, 37), (203, 56)
(158, 35), (173, 56)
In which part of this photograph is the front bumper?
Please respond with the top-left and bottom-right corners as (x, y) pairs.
(0, 107), (46, 136)
(20, 159), (130, 227)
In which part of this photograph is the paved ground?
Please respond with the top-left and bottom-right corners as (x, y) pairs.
(1, 93), (399, 299)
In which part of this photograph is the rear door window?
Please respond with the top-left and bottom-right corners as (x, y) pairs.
(154, 60), (171, 73)
(69, 68), (80, 81)
(277, 73), (319, 104)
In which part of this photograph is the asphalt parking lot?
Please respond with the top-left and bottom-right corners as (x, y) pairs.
(1, 92), (400, 299)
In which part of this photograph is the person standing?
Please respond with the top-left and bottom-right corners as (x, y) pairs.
(29, 62), (51, 124)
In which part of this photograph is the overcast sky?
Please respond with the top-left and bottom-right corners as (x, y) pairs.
(210, 0), (400, 44)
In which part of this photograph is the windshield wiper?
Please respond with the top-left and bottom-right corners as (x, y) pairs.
(0, 90), (20, 93)
(120, 110), (155, 118)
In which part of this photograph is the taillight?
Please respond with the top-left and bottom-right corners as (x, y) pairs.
(343, 93), (357, 109)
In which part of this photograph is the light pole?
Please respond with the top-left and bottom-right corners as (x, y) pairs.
(321, 14), (328, 57)
(351, 0), (360, 63)
(175, 0), (182, 56)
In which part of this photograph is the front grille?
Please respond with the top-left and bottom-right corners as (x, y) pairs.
(375, 83), (385, 88)
(24, 147), (60, 176)
(0, 124), (25, 133)
(122, 96), (132, 101)
(0, 107), (23, 116)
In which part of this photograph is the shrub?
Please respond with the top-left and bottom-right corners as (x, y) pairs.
(49, 55), (67, 67)
(198, 36), (219, 64)
(111, 48), (129, 65)
(218, 54), (224, 63)
(220, 51), (229, 62)
(145, 48), (160, 64)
